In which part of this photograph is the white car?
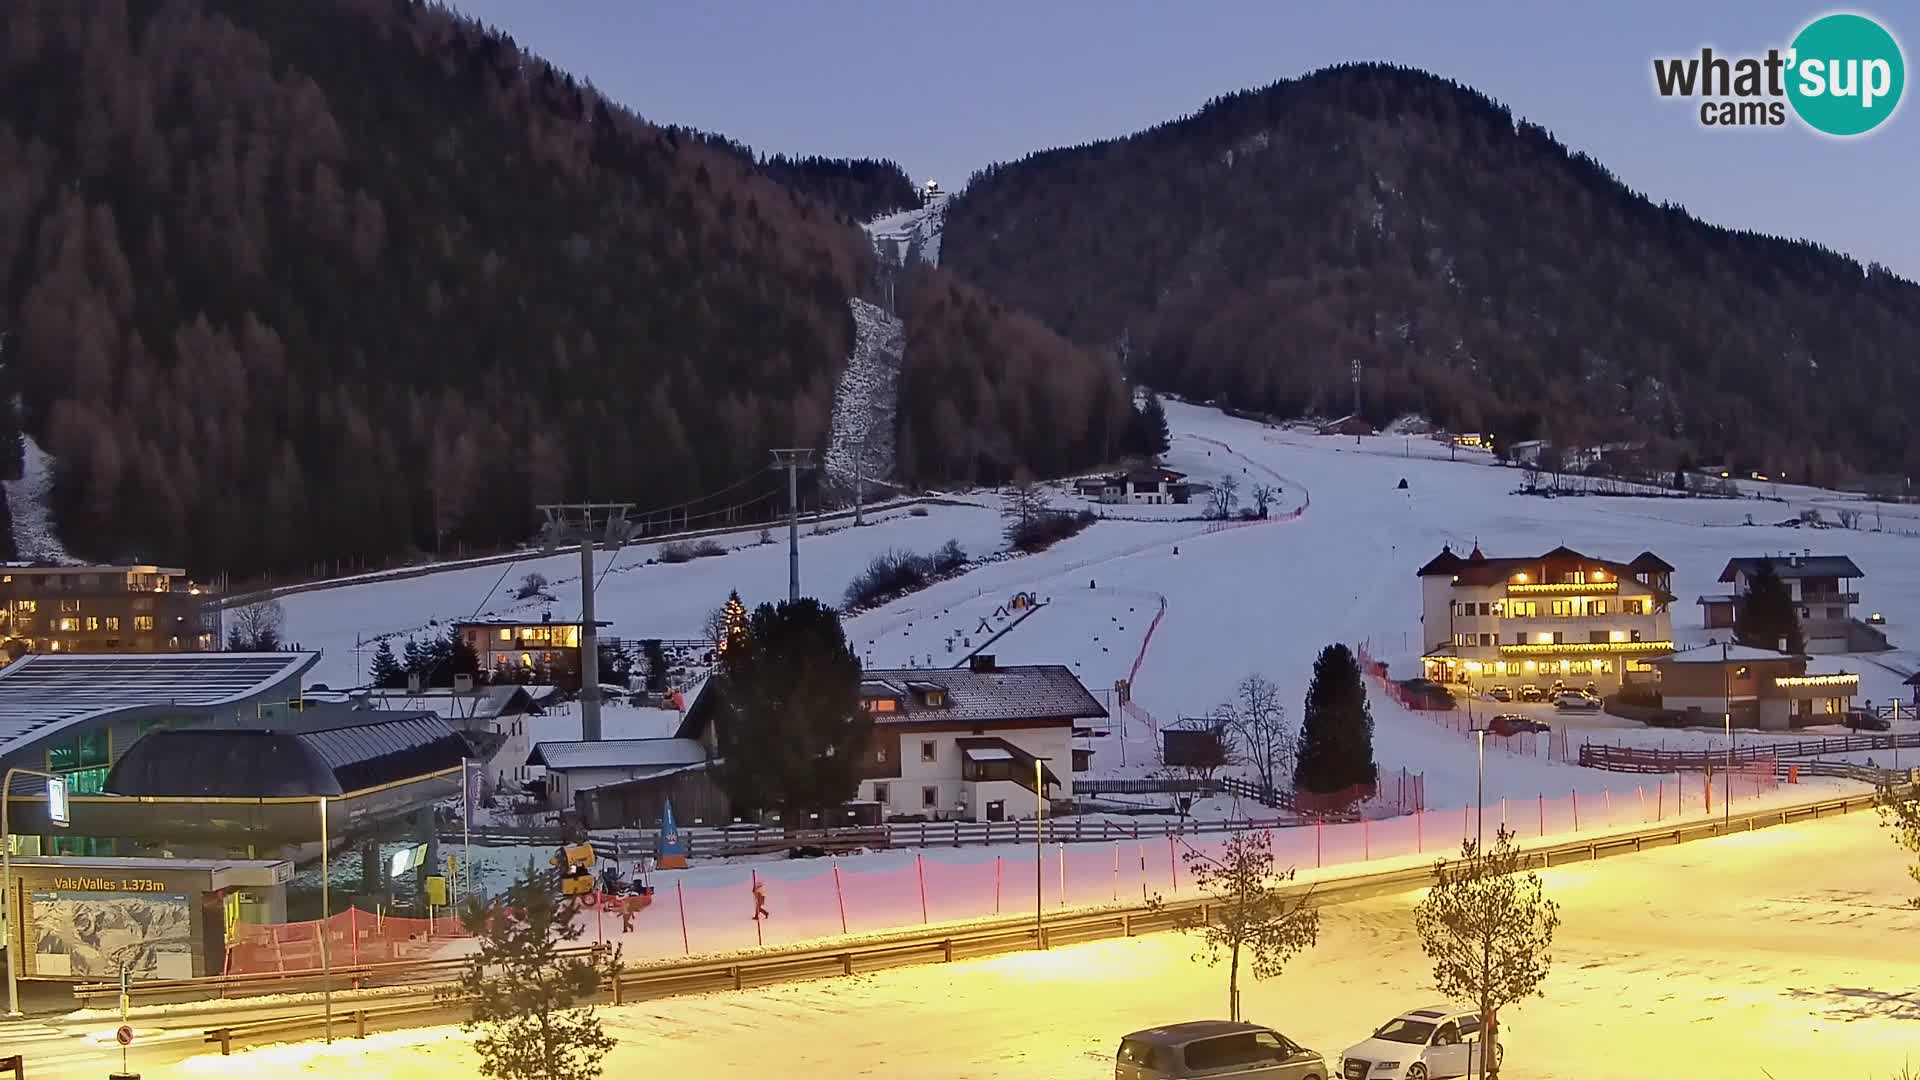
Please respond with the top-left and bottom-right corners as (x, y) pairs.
(1551, 691), (1600, 711)
(1338, 1006), (1501, 1079)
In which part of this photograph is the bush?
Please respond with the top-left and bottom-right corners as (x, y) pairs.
(658, 538), (727, 564)
(909, 505), (930, 517)
(842, 540), (968, 610)
(1007, 509), (1098, 553)
(513, 572), (551, 600)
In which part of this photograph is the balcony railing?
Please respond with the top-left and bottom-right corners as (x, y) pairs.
(1798, 591), (1859, 606)
(1498, 640), (1674, 657)
(1505, 581), (1619, 596)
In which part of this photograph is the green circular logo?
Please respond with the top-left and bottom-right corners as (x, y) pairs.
(1786, 13), (1905, 136)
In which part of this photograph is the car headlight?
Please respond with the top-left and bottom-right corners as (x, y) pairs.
(1374, 1063), (1399, 1072)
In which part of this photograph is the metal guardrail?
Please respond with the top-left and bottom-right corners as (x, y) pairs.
(73, 785), (1904, 1061)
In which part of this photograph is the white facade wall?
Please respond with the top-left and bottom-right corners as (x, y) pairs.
(858, 725), (1073, 820)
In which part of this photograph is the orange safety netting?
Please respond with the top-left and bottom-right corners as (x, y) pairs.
(224, 905), (471, 976)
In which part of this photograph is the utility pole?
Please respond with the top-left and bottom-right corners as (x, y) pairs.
(539, 502), (633, 742)
(770, 450), (817, 601)
(853, 435), (867, 527)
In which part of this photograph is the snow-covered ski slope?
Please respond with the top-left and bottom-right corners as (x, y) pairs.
(280, 398), (1920, 803)
(865, 192), (946, 266)
(3, 428), (78, 563)
(822, 298), (904, 490)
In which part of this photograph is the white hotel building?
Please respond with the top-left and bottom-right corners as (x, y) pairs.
(1417, 544), (1676, 694)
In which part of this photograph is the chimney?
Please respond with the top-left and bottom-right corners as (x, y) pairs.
(969, 654), (997, 673)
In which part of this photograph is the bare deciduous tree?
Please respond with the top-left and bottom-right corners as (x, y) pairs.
(1151, 829), (1319, 1022)
(1875, 783), (1920, 909)
(1217, 673), (1294, 798)
(1414, 827), (1560, 1079)
(1249, 482), (1278, 517)
(513, 572), (550, 601)
(226, 598), (286, 651)
(1208, 473), (1241, 520)
(703, 603), (729, 648)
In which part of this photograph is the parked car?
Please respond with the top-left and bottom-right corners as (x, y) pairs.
(1339, 1007), (1501, 1080)
(1486, 685), (1512, 702)
(1117, 1021), (1328, 1079)
(1553, 692), (1601, 712)
(1845, 707), (1891, 732)
(1399, 679), (1457, 711)
(1516, 684), (1544, 703)
(1488, 713), (1549, 737)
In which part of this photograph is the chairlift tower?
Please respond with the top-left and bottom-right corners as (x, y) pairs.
(538, 502), (634, 742)
(769, 450), (818, 601)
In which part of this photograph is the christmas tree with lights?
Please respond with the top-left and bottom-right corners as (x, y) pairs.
(719, 590), (750, 655)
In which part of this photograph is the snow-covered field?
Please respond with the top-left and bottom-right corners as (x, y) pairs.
(282, 396), (1920, 809)
(4, 426), (78, 563)
(145, 811), (1920, 1080)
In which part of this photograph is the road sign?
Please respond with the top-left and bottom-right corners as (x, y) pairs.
(46, 775), (69, 827)
(115, 1024), (134, 1046)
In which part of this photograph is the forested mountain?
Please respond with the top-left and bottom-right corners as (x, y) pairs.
(0, 0), (876, 576)
(942, 63), (1920, 484)
(660, 127), (921, 222)
(894, 265), (1129, 487)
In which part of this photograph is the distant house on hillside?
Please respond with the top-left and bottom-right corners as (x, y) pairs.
(455, 617), (611, 689)
(1700, 553), (1878, 653)
(1317, 415), (1375, 437)
(1095, 467), (1190, 505)
(1506, 439), (1549, 467)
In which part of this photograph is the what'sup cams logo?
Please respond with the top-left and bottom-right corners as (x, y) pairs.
(1653, 12), (1905, 135)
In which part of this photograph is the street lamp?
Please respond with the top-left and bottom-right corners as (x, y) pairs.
(3, 766), (64, 1017)
(1468, 722), (1489, 852)
(1722, 641), (1732, 829)
(1034, 756), (1051, 950)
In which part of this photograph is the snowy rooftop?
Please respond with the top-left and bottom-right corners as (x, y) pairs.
(0, 651), (318, 757)
(1719, 555), (1864, 581)
(528, 736), (708, 771)
(1652, 642), (1799, 664)
(862, 664), (1107, 724)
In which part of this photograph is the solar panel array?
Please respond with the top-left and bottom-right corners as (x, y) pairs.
(0, 652), (314, 752)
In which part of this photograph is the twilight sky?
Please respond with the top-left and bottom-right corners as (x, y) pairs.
(450, 2), (1916, 278)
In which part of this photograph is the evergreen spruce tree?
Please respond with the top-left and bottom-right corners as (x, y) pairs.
(401, 636), (424, 680)
(1734, 561), (1805, 654)
(709, 598), (868, 820)
(443, 625), (481, 686)
(369, 638), (405, 689)
(1138, 390), (1172, 457)
(1293, 643), (1378, 795)
(718, 589), (750, 656)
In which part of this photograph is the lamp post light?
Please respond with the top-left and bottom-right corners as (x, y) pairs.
(1468, 722), (1489, 852)
(3, 766), (64, 1018)
(1034, 756), (1051, 950)
(1722, 640), (1732, 829)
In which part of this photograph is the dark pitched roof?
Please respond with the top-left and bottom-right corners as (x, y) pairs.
(1416, 545), (1465, 576)
(1417, 545), (1676, 602)
(529, 737), (707, 770)
(1630, 551), (1676, 573)
(857, 664), (1106, 724)
(106, 710), (469, 797)
(1125, 467), (1187, 484)
(1718, 555), (1865, 582)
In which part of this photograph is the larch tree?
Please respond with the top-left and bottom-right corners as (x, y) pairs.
(1152, 829), (1319, 1022)
(1414, 827), (1560, 1080)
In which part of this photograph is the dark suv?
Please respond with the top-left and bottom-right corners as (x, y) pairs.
(1118, 1021), (1328, 1079)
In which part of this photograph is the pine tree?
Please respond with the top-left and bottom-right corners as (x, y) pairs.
(450, 862), (619, 1080)
(717, 590), (751, 656)
(1138, 390), (1171, 457)
(402, 636), (424, 680)
(1734, 561), (1805, 654)
(709, 598), (868, 820)
(444, 624), (481, 686)
(369, 638), (405, 689)
(1293, 643), (1377, 796)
